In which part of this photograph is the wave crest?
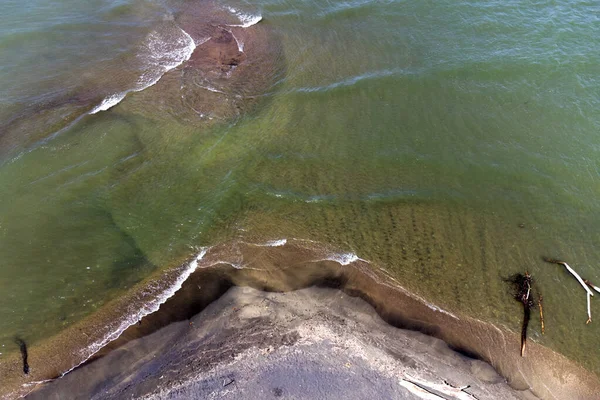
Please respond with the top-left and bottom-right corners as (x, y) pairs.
(90, 25), (196, 114)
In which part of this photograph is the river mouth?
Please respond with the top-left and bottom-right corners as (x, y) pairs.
(2, 238), (599, 400)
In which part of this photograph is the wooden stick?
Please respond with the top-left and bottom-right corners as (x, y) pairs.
(584, 279), (600, 325)
(520, 305), (530, 356)
(587, 292), (592, 324)
(542, 257), (594, 297)
(538, 295), (545, 335)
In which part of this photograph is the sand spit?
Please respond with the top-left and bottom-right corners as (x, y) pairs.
(27, 286), (534, 400)
(3, 239), (598, 400)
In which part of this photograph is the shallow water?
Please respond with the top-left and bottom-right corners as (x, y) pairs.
(2, 0), (600, 391)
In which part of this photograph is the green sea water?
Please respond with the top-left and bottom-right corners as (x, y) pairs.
(2, 0), (600, 381)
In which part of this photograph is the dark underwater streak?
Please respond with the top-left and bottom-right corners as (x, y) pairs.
(14, 337), (29, 375)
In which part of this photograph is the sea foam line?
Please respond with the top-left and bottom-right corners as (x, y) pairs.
(231, 31), (244, 52)
(90, 27), (197, 115)
(292, 68), (414, 94)
(264, 239), (287, 247)
(89, 93), (127, 114)
(315, 252), (367, 266)
(63, 248), (209, 376)
(247, 238), (288, 247)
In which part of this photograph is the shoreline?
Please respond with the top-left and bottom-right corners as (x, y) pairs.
(2, 239), (599, 399)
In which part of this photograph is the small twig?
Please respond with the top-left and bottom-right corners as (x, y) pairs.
(538, 295), (545, 335)
(520, 306), (530, 357)
(587, 292), (592, 324)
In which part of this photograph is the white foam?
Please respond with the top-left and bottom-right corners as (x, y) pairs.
(317, 252), (365, 266)
(223, 261), (244, 269)
(407, 290), (459, 319)
(89, 93), (127, 114)
(196, 37), (211, 47)
(203, 260), (244, 269)
(237, 13), (262, 28)
(230, 30), (244, 52)
(226, 6), (262, 28)
(423, 301), (459, 319)
(89, 26), (196, 115)
(332, 253), (359, 265)
(250, 239), (287, 247)
(200, 85), (226, 94)
(64, 248), (209, 376)
(21, 379), (54, 388)
(265, 239), (287, 247)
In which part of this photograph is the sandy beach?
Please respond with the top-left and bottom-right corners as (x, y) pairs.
(26, 286), (537, 400)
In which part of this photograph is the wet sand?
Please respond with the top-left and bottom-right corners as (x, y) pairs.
(3, 239), (599, 399)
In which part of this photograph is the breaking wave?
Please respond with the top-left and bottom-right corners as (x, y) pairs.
(226, 6), (262, 28)
(68, 248), (208, 373)
(90, 26), (196, 114)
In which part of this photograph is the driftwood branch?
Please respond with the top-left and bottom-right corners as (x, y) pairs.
(543, 257), (595, 324)
(542, 257), (594, 296)
(506, 272), (534, 356)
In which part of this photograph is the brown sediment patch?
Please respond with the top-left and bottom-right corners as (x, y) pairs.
(114, 1), (284, 129)
(0, 0), (283, 160)
(3, 239), (599, 399)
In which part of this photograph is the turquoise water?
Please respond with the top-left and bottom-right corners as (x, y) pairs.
(2, 0), (600, 387)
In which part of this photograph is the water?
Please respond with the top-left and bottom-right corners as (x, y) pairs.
(2, 0), (600, 393)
